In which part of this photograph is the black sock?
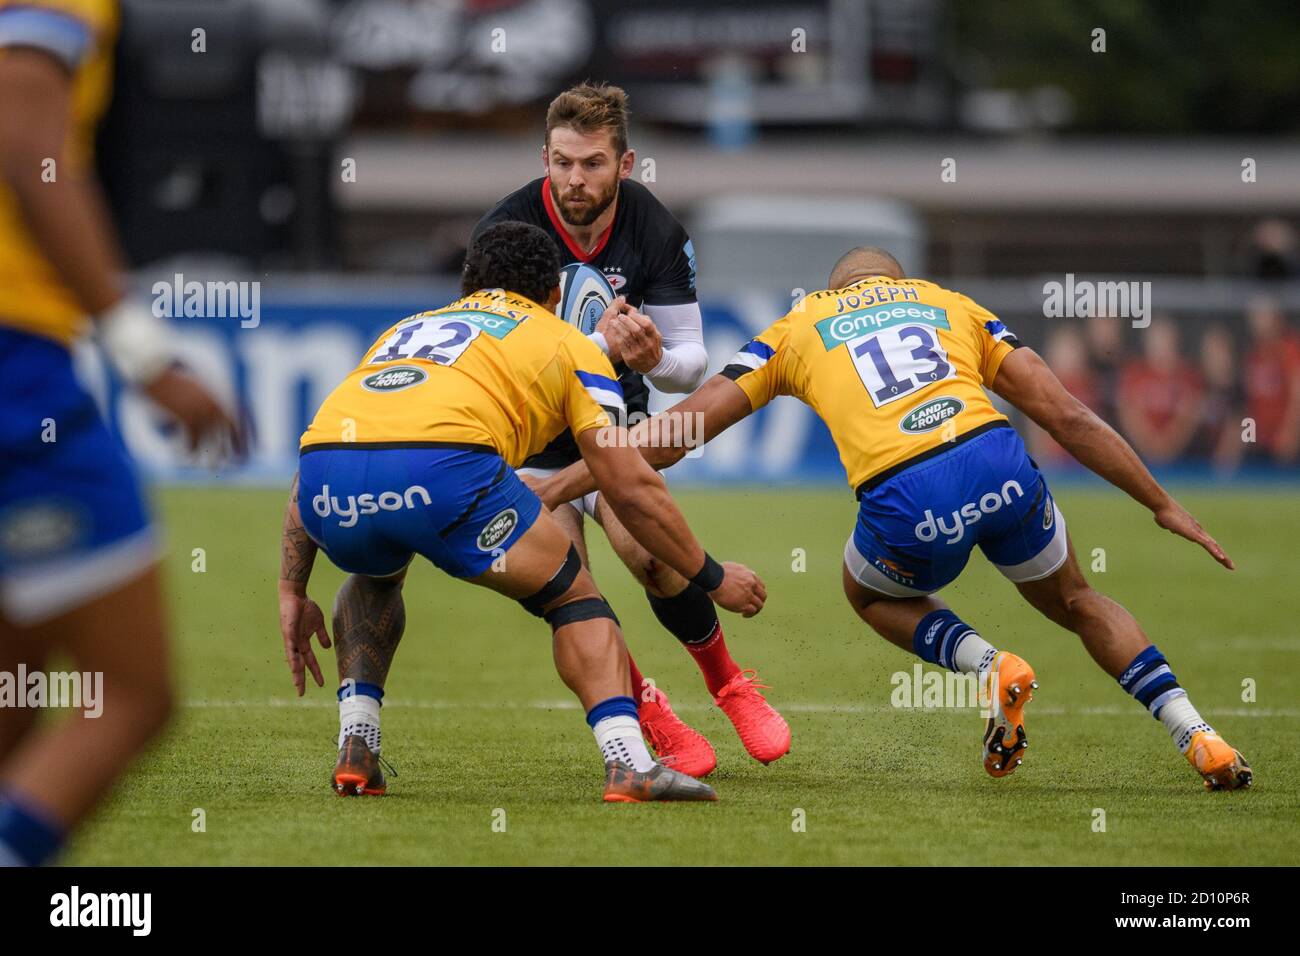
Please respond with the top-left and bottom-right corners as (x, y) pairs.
(646, 585), (718, 646)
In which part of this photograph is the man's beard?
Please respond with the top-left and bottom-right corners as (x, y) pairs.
(551, 179), (618, 227)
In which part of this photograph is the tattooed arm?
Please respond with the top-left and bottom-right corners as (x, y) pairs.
(278, 471), (331, 695)
(279, 471), (318, 592)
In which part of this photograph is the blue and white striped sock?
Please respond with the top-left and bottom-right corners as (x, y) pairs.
(1117, 645), (1212, 753)
(587, 695), (654, 772)
(913, 609), (997, 674)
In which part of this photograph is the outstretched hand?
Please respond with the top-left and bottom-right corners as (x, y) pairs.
(278, 589), (332, 695)
(1154, 501), (1234, 570)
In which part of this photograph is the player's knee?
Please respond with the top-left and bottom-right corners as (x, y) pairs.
(519, 544), (591, 617)
(543, 593), (620, 631)
(640, 556), (681, 597)
(351, 570), (406, 598)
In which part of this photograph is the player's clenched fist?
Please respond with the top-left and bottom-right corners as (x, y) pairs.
(708, 561), (767, 618)
(607, 307), (663, 374)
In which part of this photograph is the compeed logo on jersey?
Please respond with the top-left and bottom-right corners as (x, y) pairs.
(899, 396), (965, 434)
(434, 307), (521, 339)
(362, 366), (427, 392)
(816, 303), (951, 351)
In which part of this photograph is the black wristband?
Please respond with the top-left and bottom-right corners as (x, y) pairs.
(689, 553), (725, 593)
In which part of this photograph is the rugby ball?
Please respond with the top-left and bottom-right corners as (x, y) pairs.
(556, 262), (615, 335)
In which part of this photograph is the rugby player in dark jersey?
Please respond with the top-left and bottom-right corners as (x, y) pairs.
(324, 85), (789, 783)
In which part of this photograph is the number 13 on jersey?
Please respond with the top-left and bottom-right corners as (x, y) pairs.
(848, 324), (955, 407)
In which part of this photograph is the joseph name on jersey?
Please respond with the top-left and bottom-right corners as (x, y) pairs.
(722, 277), (1021, 494)
(300, 290), (624, 466)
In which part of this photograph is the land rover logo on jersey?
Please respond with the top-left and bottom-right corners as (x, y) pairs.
(899, 396), (965, 434)
(362, 366), (427, 392)
(477, 508), (518, 551)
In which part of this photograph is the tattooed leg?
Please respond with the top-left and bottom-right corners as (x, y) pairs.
(332, 571), (408, 688)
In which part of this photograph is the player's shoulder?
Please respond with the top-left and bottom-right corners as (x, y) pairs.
(554, 320), (610, 369)
(475, 177), (547, 234)
(618, 179), (686, 234)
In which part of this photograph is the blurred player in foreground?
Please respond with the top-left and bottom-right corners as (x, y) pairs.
(534, 247), (1253, 792)
(0, 0), (243, 866)
(278, 222), (766, 802)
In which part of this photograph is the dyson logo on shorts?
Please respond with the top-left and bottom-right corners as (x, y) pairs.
(914, 480), (1025, 545)
(312, 484), (433, 528)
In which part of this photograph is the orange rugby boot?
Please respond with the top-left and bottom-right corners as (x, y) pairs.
(982, 652), (1037, 778)
(1187, 730), (1253, 791)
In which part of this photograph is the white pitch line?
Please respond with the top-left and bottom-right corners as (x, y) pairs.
(180, 699), (1300, 718)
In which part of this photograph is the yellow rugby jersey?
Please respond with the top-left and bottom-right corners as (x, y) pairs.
(722, 277), (1020, 493)
(301, 291), (624, 467)
(0, 0), (118, 345)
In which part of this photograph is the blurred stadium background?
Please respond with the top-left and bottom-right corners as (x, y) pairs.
(88, 0), (1300, 487)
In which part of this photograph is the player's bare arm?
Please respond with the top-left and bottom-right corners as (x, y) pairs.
(574, 426), (765, 617)
(0, 47), (242, 453)
(534, 375), (754, 508)
(991, 346), (1234, 569)
(277, 471), (331, 695)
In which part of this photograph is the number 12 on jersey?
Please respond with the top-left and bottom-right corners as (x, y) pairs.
(848, 324), (955, 407)
(371, 318), (481, 367)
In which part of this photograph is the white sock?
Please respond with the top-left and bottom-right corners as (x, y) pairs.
(592, 714), (655, 772)
(1158, 694), (1213, 754)
(339, 693), (382, 754)
(953, 632), (999, 675)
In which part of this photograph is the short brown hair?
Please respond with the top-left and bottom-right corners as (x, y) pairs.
(546, 82), (630, 156)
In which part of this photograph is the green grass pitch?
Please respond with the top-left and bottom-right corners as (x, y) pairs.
(61, 484), (1298, 865)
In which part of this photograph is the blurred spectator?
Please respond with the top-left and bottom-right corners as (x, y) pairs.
(1116, 317), (1203, 464)
(1083, 313), (1125, 427)
(1028, 323), (1099, 465)
(1242, 219), (1300, 280)
(1191, 324), (1246, 472)
(1243, 296), (1300, 464)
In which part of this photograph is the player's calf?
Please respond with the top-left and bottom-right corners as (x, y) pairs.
(1017, 555), (1252, 791)
(327, 572), (406, 793)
